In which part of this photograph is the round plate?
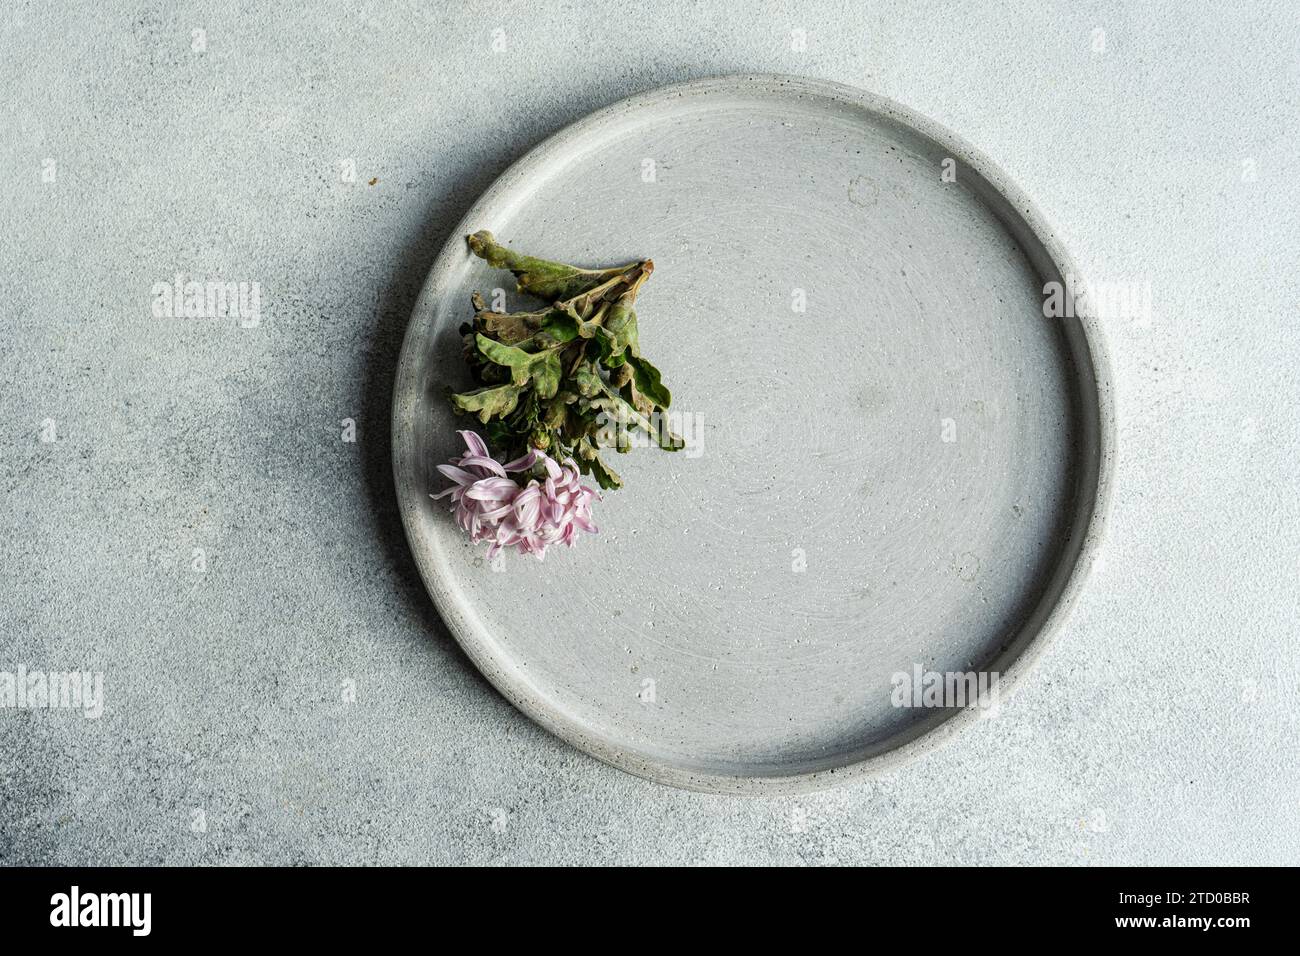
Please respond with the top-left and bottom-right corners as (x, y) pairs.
(393, 75), (1114, 793)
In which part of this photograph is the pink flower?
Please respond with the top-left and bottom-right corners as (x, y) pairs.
(432, 431), (599, 560)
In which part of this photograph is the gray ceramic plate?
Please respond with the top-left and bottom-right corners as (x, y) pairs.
(393, 75), (1114, 794)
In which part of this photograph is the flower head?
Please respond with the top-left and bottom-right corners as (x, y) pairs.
(432, 431), (599, 560)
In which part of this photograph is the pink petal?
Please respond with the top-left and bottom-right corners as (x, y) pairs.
(478, 502), (513, 522)
(457, 455), (506, 478)
(465, 477), (520, 501)
(503, 450), (540, 472)
(458, 431), (489, 458)
(436, 463), (477, 486)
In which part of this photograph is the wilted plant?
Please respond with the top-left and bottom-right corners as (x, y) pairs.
(449, 230), (682, 491)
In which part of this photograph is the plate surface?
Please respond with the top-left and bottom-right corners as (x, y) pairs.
(393, 75), (1113, 793)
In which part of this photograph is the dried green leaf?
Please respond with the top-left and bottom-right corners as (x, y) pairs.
(656, 423), (685, 452)
(539, 311), (580, 343)
(572, 362), (603, 399)
(577, 438), (623, 490)
(626, 355), (671, 408)
(603, 303), (639, 358)
(558, 261), (653, 323)
(467, 230), (647, 302)
(475, 333), (563, 399)
(451, 383), (522, 423)
(469, 293), (540, 345)
(528, 349), (562, 400)
(583, 385), (661, 446)
(475, 334), (536, 385)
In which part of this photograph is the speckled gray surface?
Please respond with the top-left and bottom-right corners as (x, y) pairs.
(2, 0), (1297, 865)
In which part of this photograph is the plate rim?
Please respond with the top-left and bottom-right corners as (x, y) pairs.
(391, 73), (1117, 794)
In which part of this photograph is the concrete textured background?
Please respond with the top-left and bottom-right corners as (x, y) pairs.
(2, 0), (1298, 865)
